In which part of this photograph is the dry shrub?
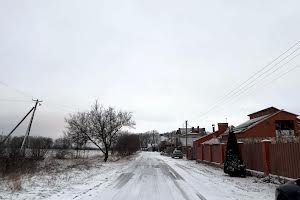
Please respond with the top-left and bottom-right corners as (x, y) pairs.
(0, 136), (51, 176)
(0, 157), (38, 177)
(114, 134), (140, 156)
(55, 149), (74, 159)
(7, 175), (22, 191)
(28, 137), (53, 159)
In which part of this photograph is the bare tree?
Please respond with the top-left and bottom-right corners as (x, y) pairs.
(64, 112), (89, 157)
(65, 101), (135, 162)
(53, 136), (72, 149)
(139, 130), (160, 149)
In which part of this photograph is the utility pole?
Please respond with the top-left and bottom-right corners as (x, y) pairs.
(1, 107), (35, 144)
(185, 120), (188, 156)
(152, 130), (155, 151)
(175, 131), (177, 148)
(20, 99), (42, 153)
(171, 131), (173, 147)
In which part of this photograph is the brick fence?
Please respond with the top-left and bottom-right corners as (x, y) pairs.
(188, 141), (300, 179)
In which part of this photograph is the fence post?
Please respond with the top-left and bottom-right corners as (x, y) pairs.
(261, 140), (271, 176)
(220, 143), (225, 164)
(201, 144), (204, 160)
(209, 144), (212, 162)
(238, 142), (244, 160)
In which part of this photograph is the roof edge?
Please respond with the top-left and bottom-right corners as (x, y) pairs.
(247, 106), (279, 116)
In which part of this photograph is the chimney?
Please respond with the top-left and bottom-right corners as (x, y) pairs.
(212, 124), (215, 132)
(191, 127), (194, 133)
(217, 123), (229, 133)
(197, 126), (200, 133)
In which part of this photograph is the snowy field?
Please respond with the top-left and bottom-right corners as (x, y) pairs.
(0, 152), (277, 200)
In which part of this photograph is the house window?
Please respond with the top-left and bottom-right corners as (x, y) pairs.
(275, 120), (294, 137)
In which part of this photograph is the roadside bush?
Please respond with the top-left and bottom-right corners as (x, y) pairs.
(29, 137), (53, 160)
(53, 137), (72, 149)
(0, 157), (38, 177)
(0, 145), (5, 157)
(7, 175), (22, 191)
(0, 136), (51, 176)
(6, 136), (24, 158)
(158, 141), (168, 152)
(114, 134), (140, 156)
(55, 149), (74, 159)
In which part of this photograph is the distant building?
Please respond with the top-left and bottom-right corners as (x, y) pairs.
(178, 126), (207, 147)
(193, 123), (228, 146)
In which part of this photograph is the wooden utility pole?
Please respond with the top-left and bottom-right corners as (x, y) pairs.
(152, 130), (155, 151)
(20, 99), (42, 153)
(1, 107), (35, 144)
(185, 120), (188, 156)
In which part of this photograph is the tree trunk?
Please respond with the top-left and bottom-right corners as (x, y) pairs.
(104, 151), (108, 162)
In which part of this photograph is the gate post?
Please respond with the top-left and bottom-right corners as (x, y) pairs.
(201, 144), (204, 160)
(262, 140), (271, 176)
(209, 144), (212, 162)
(220, 143), (226, 164)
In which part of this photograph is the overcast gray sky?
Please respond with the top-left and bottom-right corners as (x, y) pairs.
(0, 0), (300, 138)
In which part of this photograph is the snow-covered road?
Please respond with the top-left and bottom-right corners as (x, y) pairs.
(50, 152), (276, 200)
(1, 152), (276, 200)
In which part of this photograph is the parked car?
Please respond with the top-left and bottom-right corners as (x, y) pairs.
(171, 149), (183, 159)
(276, 179), (300, 200)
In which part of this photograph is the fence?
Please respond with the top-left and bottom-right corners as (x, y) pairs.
(269, 143), (300, 178)
(190, 141), (300, 179)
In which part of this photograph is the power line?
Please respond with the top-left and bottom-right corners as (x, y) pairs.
(198, 52), (300, 119)
(0, 80), (33, 99)
(223, 46), (300, 99)
(209, 40), (300, 106)
(199, 64), (300, 121)
(192, 41), (300, 121)
(0, 98), (32, 103)
(233, 64), (300, 102)
(263, 65), (300, 87)
(0, 79), (79, 113)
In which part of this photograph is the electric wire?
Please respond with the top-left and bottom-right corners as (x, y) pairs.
(197, 53), (300, 120)
(199, 64), (300, 122)
(0, 80), (33, 99)
(191, 41), (300, 121)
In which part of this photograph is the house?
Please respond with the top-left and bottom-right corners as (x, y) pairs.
(159, 133), (168, 142)
(193, 123), (228, 147)
(177, 126), (206, 147)
(220, 107), (300, 143)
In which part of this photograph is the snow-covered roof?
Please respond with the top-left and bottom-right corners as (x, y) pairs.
(203, 138), (221, 145)
(233, 115), (269, 133)
(220, 110), (287, 138)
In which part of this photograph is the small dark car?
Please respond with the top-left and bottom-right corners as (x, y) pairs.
(171, 149), (183, 159)
(276, 179), (300, 200)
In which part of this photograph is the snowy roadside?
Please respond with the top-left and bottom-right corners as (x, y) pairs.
(0, 152), (278, 200)
(161, 155), (277, 200)
(0, 152), (137, 200)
